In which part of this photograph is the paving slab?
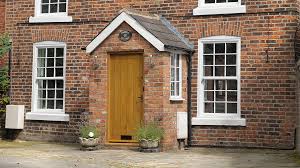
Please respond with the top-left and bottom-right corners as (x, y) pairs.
(0, 140), (299, 168)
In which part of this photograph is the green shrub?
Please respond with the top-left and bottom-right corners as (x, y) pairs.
(136, 122), (164, 141)
(0, 34), (11, 112)
(79, 125), (100, 139)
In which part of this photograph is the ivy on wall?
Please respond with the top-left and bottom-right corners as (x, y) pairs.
(0, 34), (11, 113)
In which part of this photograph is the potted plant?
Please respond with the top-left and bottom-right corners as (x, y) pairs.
(79, 125), (100, 151)
(136, 122), (164, 152)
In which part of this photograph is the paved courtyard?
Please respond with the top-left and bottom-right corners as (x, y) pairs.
(0, 140), (299, 168)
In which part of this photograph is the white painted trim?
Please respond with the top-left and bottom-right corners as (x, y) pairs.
(31, 41), (67, 121)
(86, 12), (165, 54)
(170, 98), (185, 101)
(26, 112), (69, 122)
(192, 117), (246, 126)
(170, 53), (183, 100)
(29, 16), (73, 23)
(197, 36), (243, 125)
(30, 0), (72, 23)
(193, 0), (246, 16)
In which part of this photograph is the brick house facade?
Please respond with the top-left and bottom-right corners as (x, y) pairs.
(3, 0), (300, 150)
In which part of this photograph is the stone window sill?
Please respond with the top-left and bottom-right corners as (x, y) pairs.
(26, 112), (69, 122)
(192, 117), (246, 126)
(170, 97), (185, 101)
(193, 5), (246, 16)
(29, 16), (73, 23)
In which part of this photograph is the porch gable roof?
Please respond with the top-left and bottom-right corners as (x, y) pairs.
(86, 9), (194, 54)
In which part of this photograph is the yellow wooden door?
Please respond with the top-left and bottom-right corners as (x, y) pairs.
(109, 54), (143, 143)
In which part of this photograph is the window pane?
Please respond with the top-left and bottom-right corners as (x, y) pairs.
(205, 103), (214, 113)
(47, 100), (54, 109)
(42, 0), (49, 3)
(215, 66), (224, 76)
(227, 80), (237, 90)
(56, 48), (64, 57)
(204, 55), (213, 65)
(48, 80), (55, 88)
(204, 80), (214, 90)
(38, 100), (46, 109)
(56, 90), (63, 98)
(226, 55), (236, 65)
(205, 0), (215, 3)
(215, 43), (225, 53)
(48, 90), (55, 98)
(60, 0), (67, 2)
(171, 54), (175, 67)
(226, 66), (236, 76)
(215, 55), (225, 65)
(176, 54), (180, 67)
(38, 90), (46, 98)
(215, 103), (225, 113)
(205, 91), (214, 101)
(217, 0), (226, 3)
(59, 3), (66, 12)
(227, 103), (237, 113)
(55, 68), (63, 77)
(216, 80), (225, 90)
(226, 43), (237, 53)
(37, 68), (45, 77)
(47, 58), (54, 67)
(38, 80), (46, 89)
(176, 68), (180, 81)
(57, 80), (64, 88)
(228, 0), (238, 2)
(38, 48), (46, 57)
(171, 68), (175, 81)
(56, 58), (64, 66)
(176, 82), (180, 96)
(216, 91), (225, 101)
(47, 48), (54, 57)
(50, 4), (58, 13)
(51, 0), (58, 2)
(204, 44), (214, 54)
(171, 82), (175, 96)
(41, 4), (49, 13)
(227, 91), (237, 101)
(204, 66), (213, 76)
(47, 68), (54, 77)
(56, 100), (63, 109)
(38, 58), (45, 67)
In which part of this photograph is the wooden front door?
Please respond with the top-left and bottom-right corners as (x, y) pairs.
(109, 54), (144, 143)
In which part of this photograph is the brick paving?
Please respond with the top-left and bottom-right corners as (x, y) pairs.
(0, 141), (299, 168)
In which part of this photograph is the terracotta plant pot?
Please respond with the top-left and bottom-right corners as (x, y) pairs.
(79, 137), (99, 148)
(139, 139), (159, 149)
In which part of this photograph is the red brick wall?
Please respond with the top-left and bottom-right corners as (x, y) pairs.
(4, 0), (299, 149)
(0, 0), (5, 68)
(90, 23), (187, 150)
(0, 0), (5, 34)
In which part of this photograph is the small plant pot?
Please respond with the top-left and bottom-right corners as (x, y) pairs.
(139, 139), (160, 152)
(79, 137), (99, 151)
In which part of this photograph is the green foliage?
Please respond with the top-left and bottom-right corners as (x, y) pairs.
(136, 122), (164, 141)
(0, 34), (11, 112)
(79, 125), (100, 139)
(0, 34), (11, 57)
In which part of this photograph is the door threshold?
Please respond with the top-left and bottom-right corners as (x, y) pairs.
(105, 142), (139, 146)
(104, 142), (139, 150)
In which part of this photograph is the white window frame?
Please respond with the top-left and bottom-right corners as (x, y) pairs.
(193, 36), (245, 126)
(29, 0), (72, 23)
(193, 0), (246, 16)
(26, 41), (69, 121)
(170, 53), (183, 101)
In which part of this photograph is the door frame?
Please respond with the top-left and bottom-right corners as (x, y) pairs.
(107, 51), (144, 144)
